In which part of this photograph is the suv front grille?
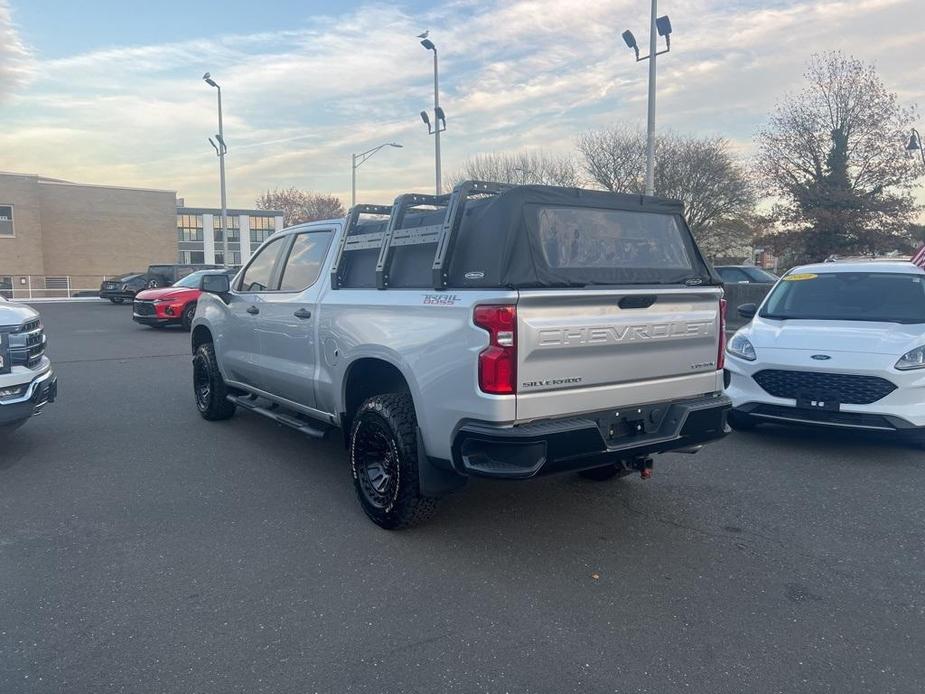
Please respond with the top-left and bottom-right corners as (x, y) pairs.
(10, 319), (46, 369)
(752, 369), (896, 405)
(133, 301), (155, 316)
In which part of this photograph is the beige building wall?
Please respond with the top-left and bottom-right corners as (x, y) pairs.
(38, 180), (176, 277)
(0, 173), (47, 277)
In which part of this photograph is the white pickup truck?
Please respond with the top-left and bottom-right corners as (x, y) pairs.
(190, 182), (731, 528)
(0, 297), (57, 434)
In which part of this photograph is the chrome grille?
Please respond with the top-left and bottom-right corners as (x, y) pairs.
(9, 319), (46, 369)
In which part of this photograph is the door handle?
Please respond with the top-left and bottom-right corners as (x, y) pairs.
(246, 305), (260, 315)
(293, 308), (312, 319)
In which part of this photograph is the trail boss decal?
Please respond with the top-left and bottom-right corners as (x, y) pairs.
(423, 294), (460, 306)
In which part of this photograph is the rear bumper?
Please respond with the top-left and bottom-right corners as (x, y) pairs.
(0, 368), (57, 425)
(451, 393), (730, 479)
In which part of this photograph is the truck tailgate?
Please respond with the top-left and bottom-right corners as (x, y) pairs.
(515, 288), (724, 421)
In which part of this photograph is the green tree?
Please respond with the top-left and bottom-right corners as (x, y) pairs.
(756, 52), (921, 262)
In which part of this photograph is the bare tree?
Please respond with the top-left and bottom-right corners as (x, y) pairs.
(452, 150), (580, 187)
(756, 51), (921, 262)
(576, 125), (646, 193)
(578, 127), (757, 252)
(256, 187), (346, 227)
(655, 133), (757, 236)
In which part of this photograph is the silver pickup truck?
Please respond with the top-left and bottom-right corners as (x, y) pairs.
(190, 182), (731, 528)
(0, 297), (57, 434)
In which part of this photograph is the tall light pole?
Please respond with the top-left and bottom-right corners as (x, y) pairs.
(622, 8), (673, 196)
(203, 72), (229, 266)
(351, 143), (403, 207)
(419, 36), (446, 196)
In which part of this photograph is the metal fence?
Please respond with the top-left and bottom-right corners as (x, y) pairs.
(0, 276), (111, 300)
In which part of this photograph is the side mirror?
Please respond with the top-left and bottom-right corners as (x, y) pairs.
(201, 274), (230, 294)
(737, 303), (757, 320)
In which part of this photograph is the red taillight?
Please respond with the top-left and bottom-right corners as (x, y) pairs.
(474, 304), (517, 395)
(717, 298), (727, 371)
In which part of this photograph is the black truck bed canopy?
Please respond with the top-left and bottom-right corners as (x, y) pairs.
(330, 181), (714, 290)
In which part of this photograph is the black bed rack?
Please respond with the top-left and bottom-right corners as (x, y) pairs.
(330, 180), (511, 290)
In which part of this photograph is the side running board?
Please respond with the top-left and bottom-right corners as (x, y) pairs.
(226, 394), (332, 439)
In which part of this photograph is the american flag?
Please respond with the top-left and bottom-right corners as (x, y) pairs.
(912, 244), (925, 268)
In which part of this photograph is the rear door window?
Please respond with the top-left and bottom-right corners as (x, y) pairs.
(279, 231), (334, 292)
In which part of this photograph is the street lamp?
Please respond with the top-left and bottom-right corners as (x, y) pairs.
(419, 36), (446, 196)
(907, 128), (924, 167)
(351, 143), (403, 207)
(203, 72), (229, 266)
(622, 4), (672, 196)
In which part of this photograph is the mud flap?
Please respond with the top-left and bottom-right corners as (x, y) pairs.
(416, 427), (467, 497)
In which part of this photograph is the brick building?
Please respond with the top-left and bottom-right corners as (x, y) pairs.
(0, 172), (282, 298)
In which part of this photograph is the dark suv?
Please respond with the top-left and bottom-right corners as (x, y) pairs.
(99, 273), (146, 303)
(144, 264), (223, 289)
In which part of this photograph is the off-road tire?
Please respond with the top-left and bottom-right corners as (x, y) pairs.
(109, 298), (125, 304)
(146, 278), (161, 289)
(578, 464), (633, 481)
(181, 303), (197, 332)
(728, 410), (758, 431)
(349, 393), (438, 530)
(193, 342), (236, 421)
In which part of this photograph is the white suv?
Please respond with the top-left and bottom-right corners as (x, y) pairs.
(725, 261), (925, 447)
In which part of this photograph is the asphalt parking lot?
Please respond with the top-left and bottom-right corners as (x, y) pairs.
(1, 302), (923, 693)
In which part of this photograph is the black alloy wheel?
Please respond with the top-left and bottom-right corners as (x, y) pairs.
(192, 343), (236, 421)
(353, 418), (401, 511)
(349, 393), (438, 529)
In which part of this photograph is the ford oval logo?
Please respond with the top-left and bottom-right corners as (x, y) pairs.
(811, 354), (831, 361)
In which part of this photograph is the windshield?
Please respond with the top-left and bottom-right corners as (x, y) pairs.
(761, 271), (925, 323)
(173, 271), (208, 288)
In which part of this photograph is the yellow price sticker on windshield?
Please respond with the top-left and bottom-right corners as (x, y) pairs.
(782, 273), (817, 281)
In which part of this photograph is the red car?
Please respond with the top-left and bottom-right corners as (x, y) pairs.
(133, 269), (237, 331)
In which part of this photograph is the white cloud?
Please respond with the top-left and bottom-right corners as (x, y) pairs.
(0, 0), (922, 211)
(0, 0), (33, 99)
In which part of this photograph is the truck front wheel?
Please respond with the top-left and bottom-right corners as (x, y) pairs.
(192, 342), (236, 421)
(349, 393), (438, 529)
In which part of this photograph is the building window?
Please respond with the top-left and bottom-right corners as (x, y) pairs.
(0, 276), (12, 299)
(214, 251), (241, 266)
(178, 250), (206, 264)
(249, 215), (274, 244)
(0, 205), (13, 237)
(177, 214), (203, 242)
(214, 215), (240, 243)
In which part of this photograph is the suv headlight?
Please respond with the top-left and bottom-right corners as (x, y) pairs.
(726, 333), (757, 361)
(895, 345), (925, 371)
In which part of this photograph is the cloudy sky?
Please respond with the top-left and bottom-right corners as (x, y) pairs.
(1, 0), (923, 209)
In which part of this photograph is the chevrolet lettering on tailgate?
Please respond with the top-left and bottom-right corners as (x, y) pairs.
(536, 320), (714, 348)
